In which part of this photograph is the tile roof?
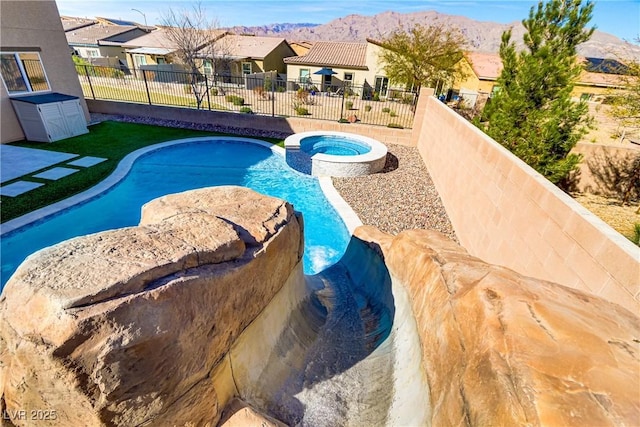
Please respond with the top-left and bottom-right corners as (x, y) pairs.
(123, 28), (180, 50)
(124, 28), (228, 52)
(60, 16), (97, 32)
(578, 70), (628, 88)
(466, 52), (631, 88)
(284, 41), (368, 69)
(218, 35), (289, 59)
(465, 52), (503, 80)
(65, 24), (139, 45)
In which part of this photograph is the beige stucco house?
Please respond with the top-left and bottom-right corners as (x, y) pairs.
(201, 34), (296, 78)
(284, 39), (395, 96)
(65, 23), (149, 66)
(456, 52), (629, 104)
(1, 0), (89, 144)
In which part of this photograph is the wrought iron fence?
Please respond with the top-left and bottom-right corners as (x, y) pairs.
(75, 64), (417, 129)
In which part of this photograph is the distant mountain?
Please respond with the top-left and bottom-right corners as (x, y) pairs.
(226, 22), (318, 37)
(227, 10), (640, 61)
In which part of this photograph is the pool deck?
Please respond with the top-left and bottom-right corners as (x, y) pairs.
(0, 145), (107, 198)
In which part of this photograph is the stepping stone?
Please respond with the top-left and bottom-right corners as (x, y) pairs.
(32, 167), (79, 181)
(67, 156), (107, 167)
(0, 181), (44, 197)
(0, 145), (78, 183)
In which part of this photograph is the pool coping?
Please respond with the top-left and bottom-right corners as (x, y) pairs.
(284, 130), (388, 164)
(0, 137), (362, 237)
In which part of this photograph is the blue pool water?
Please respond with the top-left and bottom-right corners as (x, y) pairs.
(0, 139), (351, 290)
(300, 136), (371, 156)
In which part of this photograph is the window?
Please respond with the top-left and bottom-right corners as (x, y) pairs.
(242, 62), (252, 75)
(156, 57), (166, 65)
(133, 54), (147, 68)
(374, 76), (389, 97)
(203, 59), (213, 76)
(344, 73), (354, 83)
(299, 68), (310, 83)
(0, 52), (50, 95)
(86, 49), (99, 58)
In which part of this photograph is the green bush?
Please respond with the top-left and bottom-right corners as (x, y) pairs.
(632, 223), (640, 246)
(387, 123), (403, 129)
(364, 105), (372, 112)
(338, 118), (349, 123)
(225, 95), (245, 106)
(295, 106), (310, 115)
(382, 107), (391, 113)
(210, 88), (219, 96)
(345, 101), (354, 110)
(239, 107), (253, 114)
(373, 92), (380, 102)
(389, 111), (397, 117)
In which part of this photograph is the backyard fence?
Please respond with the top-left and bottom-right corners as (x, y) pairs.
(75, 64), (417, 129)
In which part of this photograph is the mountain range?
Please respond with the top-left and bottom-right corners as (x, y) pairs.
(227, 10), (640, 61)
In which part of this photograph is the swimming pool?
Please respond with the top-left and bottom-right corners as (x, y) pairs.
(300, 135), (372, 156)
(0, 138), (354, 291)
(284, 131), (388, 177)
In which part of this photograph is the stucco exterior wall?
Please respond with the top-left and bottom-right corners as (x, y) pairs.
(263, 42), (296, 74)
(412, 88), (639, 313)
(1, 0), (89, 144)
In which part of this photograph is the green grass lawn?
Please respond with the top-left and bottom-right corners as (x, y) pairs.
(1, 121), (284, 223)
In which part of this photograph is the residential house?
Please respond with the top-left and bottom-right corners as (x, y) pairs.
(456, 52), (629, 105)
(65, 22), (149, 67)
(60, 16), (97, 32)
(289, 41), (313, 56)
(1, 0), (89, 143)
(204, 34), (296, 79)
(285, 40), (389, 94)
(121, 28), (187, 72)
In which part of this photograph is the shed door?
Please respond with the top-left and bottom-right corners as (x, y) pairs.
(61, 100), (88, 137)
(39, 103), (70, 141)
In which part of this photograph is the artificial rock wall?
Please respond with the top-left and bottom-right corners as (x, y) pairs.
(1, 187), (638, 426)
(0, 186), (303, 426)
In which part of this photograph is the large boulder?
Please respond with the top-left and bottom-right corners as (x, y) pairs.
(355, 226), (640, 426)
(0, 186), (303, 427)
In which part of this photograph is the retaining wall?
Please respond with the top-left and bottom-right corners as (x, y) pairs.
(412, 89), (639, 313)
(87, 100), (413, 146)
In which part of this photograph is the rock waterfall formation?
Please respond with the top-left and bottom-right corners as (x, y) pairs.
(1, 186), (638, 426)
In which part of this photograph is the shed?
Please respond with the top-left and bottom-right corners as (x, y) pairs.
(10, 93), (88, 142)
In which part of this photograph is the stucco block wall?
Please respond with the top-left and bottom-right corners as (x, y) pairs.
(87, 100), (414, 146)
(1, 0), (90, 144)
(413, 90), (639, 312)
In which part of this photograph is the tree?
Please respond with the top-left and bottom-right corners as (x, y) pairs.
(608, 60), (640, 142)
(480, 0), (595, 186)
(376, 24), (466, 91)
(161, 2), (228, 109)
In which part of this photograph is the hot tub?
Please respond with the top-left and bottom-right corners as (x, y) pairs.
(285, 131), (388, 177)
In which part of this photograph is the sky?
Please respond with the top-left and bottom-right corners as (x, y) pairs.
(55, 0), (640, 43)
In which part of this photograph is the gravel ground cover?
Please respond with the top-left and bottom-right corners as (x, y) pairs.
(332, 145), (458, 241)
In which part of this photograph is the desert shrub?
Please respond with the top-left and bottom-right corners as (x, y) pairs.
(364, 105), (372, 112)
(373, 92), (380, 101)
(345, 101), (354, 110)
(210, 88), (219, 96)
(382, 107), (391, 113)
(295, 106), (310, 115)
(387, 123), (403, 129)
(389, 111), (397, 117)
(225, 95), (245, 105)
(338, 118), (349, 123)
(296, 88), (315, 105)
(239, 106), (253, 114)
